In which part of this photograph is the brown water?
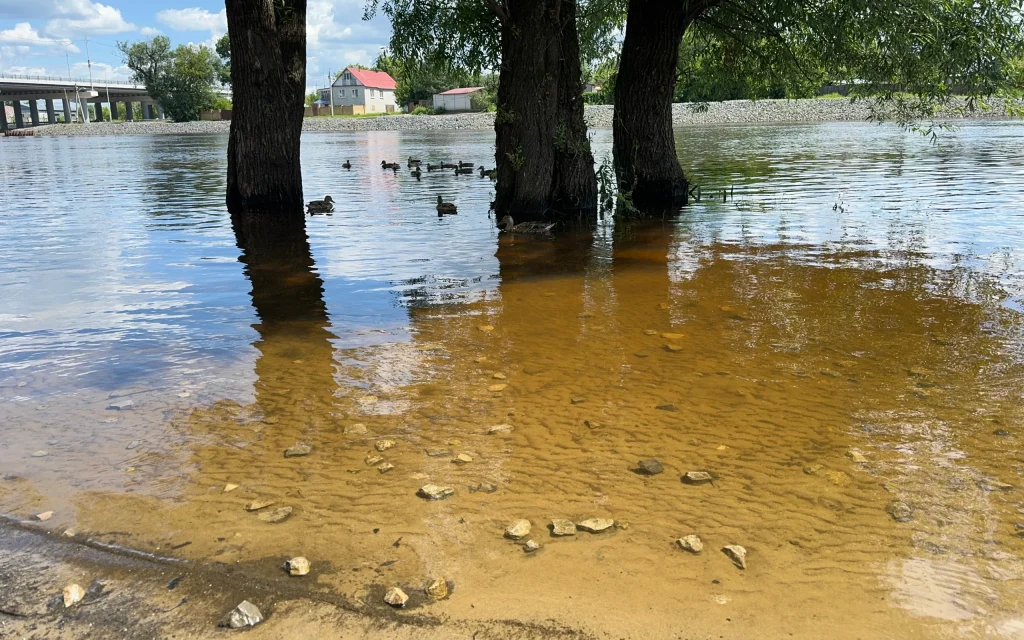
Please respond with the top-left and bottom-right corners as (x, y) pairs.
(2, 123), (1024, 638)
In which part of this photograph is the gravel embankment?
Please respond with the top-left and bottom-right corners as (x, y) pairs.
(29, 98), (1020, 137)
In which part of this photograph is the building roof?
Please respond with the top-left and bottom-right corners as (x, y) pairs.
(438, 87), (484, 95)
(343, 67), (396, 90)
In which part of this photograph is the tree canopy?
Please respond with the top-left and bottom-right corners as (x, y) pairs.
(215, 34), (232, 87)
(118, 36), (224, 121)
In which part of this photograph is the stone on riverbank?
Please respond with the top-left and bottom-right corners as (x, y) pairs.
(505, 519), (531, 539)
(577, 518), (615, 533)
(887, 501), (914, 522)
(551, 519), (577, 536)
(722, 545), (747, 569)
(365, 454), (384, 466)
(286, 557), (310, 576)
(378, 462), (394, 473)
(487, 424), (514, 435)
(418, 484), (455, 500)
(637, 459), (664, 475)
(220, 600), (263, 628)
(426, 578), (448, 600)
(344, 424), (368, 436)
(682, 471), (713, 485)
(384, 587), (409, 607)
(245, 499), (275, 511)
(524, 540), (540, 552)
(63, 584), (85, 607)
(284, 442), (312, 458)
(258, 507), (293, 523)
(36, 511), (53, 521)
(677, 535), (704, 554)
(375, 440), (395, 452)
(453, 453), (473, 464)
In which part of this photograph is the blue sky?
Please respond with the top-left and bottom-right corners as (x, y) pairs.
(0, 0), (392, 91)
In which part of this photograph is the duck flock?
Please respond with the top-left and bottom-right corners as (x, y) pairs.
(305, 158), (552, 233)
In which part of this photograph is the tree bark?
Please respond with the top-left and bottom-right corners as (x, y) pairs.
(225, 0), (307, 216)
(613, 0), (694, 210)
(494, 0), (596, 222)
(551, 0), (597, 215)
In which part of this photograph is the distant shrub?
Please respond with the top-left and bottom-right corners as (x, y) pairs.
(433, 105), (447, 114)
(411, 106), (434, 115)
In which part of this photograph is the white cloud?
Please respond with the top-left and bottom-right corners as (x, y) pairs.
(70, 60), (131, 81)
(0, 21), (79, 53)
(305, 0), (390, 87)
(139, 26), (162, 37)
(43, 0), (136, 37)
(155, 7), (226, 35)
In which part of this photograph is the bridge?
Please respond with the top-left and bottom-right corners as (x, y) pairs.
(1, 74), (166, 131)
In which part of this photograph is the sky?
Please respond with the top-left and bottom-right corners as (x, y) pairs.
(0, 0), (392, 92)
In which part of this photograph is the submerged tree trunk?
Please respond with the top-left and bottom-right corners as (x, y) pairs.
(613, 0), (695, 210)
(225, 0), (307, 216)
(494, 0), (596, 222)
(551, 0), (597, 215)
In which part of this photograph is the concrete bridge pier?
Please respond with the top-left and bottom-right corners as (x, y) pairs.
(45, 99), (56, 124)
(93, 100), (104, 122)
(109, 101), (119, 121)
(0, 102), (8, 132)
(63, 99), (73, 124)
(29, 100), (40, 126)
(124, 102), (134, 121)
(14, 101), (25, 128)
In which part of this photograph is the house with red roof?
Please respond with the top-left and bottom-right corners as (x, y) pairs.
(433, 87), (484, 113)
(320, 67), (398, 114)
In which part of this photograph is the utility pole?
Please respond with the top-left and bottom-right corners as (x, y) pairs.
(328, 70), (334, 116)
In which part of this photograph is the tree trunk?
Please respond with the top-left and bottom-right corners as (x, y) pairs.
(494, 0), (596, 222)
(613, 0), (693, 210)
(551, 0), (597, 215)
(225, 0), (306, 216)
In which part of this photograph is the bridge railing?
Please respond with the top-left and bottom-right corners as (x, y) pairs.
(0, 73), (143, 88)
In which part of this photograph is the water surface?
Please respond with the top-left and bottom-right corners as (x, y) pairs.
(1, 122), (1023, 638)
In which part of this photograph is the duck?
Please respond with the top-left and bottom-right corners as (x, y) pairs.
(426, 163), (441, 171)
(498, 215), (554, 234)
(440, 161), (458, 169)
(458, 161), (474, 168)
(381, 160), (400, 170)
(436, 195), (457, 216)
(408, 156), (422, 167)
(411, 167), (422, 179)
(342, 160), (352, 169)
(454, 166), (474, 175)
(478, 166), (496, 179)
(306, 195), (334, 215)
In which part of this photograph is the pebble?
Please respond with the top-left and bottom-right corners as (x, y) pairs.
(887, 501), (914, 522)
(656, 403), (677, 412)
(453, 453), (473, 464)
(677, 535), (704, 554)
(223, 483), (239, 492)
(722, 545), (747, 569)
(524, 540), (540, 552)
(286, 556), (310, 576)
(993, 429), (1010, 436)
(682, 471), (713, 485)
(634, 350), (651, 358)
(378, 462), (395, 473)
(426, 578), (448, 600)
(63, 584), (85, 607)
(245, 499), (276, 511)
(126, 440), (141, 450)
(106, 399), (135, 410)
(487, 424), (514, 435)
(846, 450), (868, 463)
(664, 344), (684, 352)
(425, 448), (453, 457)
(284, 442), (312, 458)
(36, 511), (53, 521)
(375, 440), (395, 452)
(824, 470), (852, 487)
(384, 586), (409, 607)
(492, 373), (507, 380)
(220, 600), (263, 628)
(643, 329), (658, 335)
(488, 384), (507, 392)
(344, 423), (368, 436)
(584, 420), (601, 429)
(62, 528), (76, 537)
(570, 396), (586, 404)
(31, 450), (48, 457)
(662, 333), (685, 340)
(418, 484), (455, 500)
(551, 519), (577, 536)
(505, 519), (532, 539)
(365, 454), (384, 466)
(478, 325), (494, 332)
(803, 464), (824, 474)
(577, 518), (615, 533)
(470, 482), (497, 493)
(258, 506), (293, 523)
(637, 459), (664, 475)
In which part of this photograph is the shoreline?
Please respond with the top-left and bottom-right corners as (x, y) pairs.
(18, 97), (1023, 137)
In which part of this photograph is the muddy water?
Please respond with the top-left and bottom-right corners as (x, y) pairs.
(1, 123), (1024, 639)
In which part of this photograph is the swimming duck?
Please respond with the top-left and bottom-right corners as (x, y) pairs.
(426, 163), (441, 171)
(440, 161), (458, 169)
(411, 167), (422, 179)
(498, 215), (554, 234)
(478, 166), (496, 179)
(381, 160), (400, 170)
(307, 195), (334, 215)
(408, 156), (422, 167)
(455, 166), (474, 175)
(458, 161), (474, 168)
(436, 195), (457, 215)
(343, 160), (352, 169)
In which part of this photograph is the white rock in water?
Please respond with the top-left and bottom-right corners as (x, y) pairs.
(384, 587), (409, 607)
(284, 442), (312, 457)
(365, 454), (384, 466)
(551, 519), (577, 536)
(425, 578), (448, 600)
(62, 584), (85, 607)
(220, 600), (263, 628)
(36, 511), (53, 521)
(846, 450), (868, 463)
(524, 540), (540, 552)
(677, 535), (704, 554)
(344, 423), (368, 435)
(487, 424), (514, 435)
(577, 518), (615, 533)
(31, 450), (48, 457)
(378, 462), (394, 473)
(722, 545), (747, 569)
(452, 453), (473, 464)
(418, 484), (455, 500)
(258, 506), (293, 523)
(682, 471), (714, 485)
(223, 483), (239, 492)
(245, 499), (275, 511)
(286, 556), (310, 576)
(504, 519), (531, 539)
(375, 440), (395, 452)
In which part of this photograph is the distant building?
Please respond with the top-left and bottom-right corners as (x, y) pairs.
(583, 83), (601, 94)
(319, 67), (397, 114)
(432, 87), (484, 113)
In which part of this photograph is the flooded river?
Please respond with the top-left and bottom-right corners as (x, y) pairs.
(1, 122), (1023, 639)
